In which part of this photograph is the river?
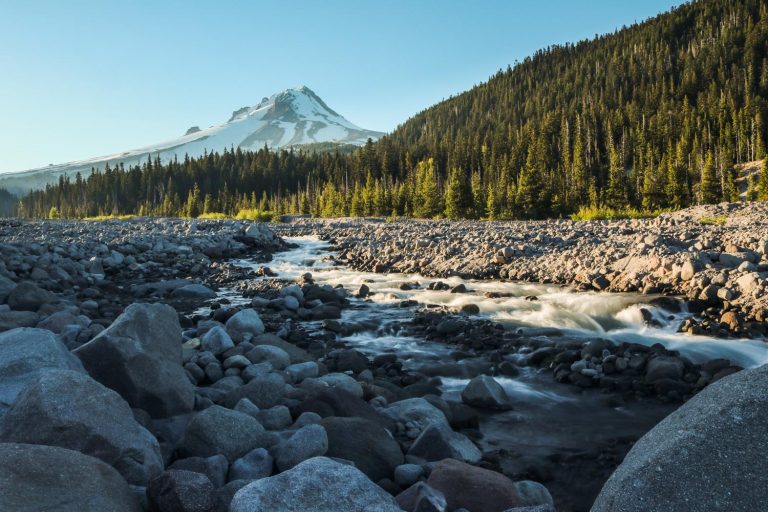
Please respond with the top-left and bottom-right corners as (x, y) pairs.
(218, 236), (768, 511)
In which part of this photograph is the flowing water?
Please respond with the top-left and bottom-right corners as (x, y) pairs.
(221, 236), (768, 511)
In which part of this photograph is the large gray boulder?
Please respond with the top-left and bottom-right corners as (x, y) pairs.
(230, 456), (402, 512)
(407, 421), (482, 464)
(74, 303), (194, 418)
(461, 375), (512, 410)
(0, 370), (163, 486)
(179, 405), (267, 462)
(275, 424), (328, 471)
(226, 309), (265, 342)
(0, 328), (84, 413)
(593, 364), (768, 512)
(7, 282), (54, 311)
(0, 443), (140, 512)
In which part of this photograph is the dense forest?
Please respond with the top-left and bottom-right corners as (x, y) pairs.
(15, 0), (768, 219)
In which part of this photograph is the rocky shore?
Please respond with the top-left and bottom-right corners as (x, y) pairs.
(275, 202), (768, 339)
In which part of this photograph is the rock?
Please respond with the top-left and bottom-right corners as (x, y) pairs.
(644, 356), (685, 383)
(0, 370), (163, 486)
(396, 482), (447, 512)
(246, 345), (291, 370)
(407, 421), (481, 464)
(382, 397), (448, 433)
(321, 416), (404, 482)
(394, 464), (425, 488)
(148, 469), (217, 512)
(427, 458), (521, 512)
(171, 284), (217, 300)
(230, 457), (402, 512)
(298, 388), (392, 428)
(169, 455), (229, 488)
(436, 319), (463, 335)
(0, 443), (140, 511)
(226, 308), (266, 342)
(461, 303), (480, 314)
(593, 364), (768, 512)
(514, 481), (554, 508)
(680, 260), (696, 281)
(256, 405), (293, 430)
(720, 311), (741, 331)
(357, 283), (370, 298)
(275, 424), (328, 471)
(180, 405), (267, 462)
(7, 282), (54, 311)
(225, 372), (286, 409)
(736, 273), (759, 294)
(0, 310), (39, 332)
(229, 447), (274, 482)
(74, 303), (194, 418)
(250, 333), (311, 363)
(200, 326), (235, 355)
(286, 361), (320, 382)
(0, 327), (84, 413)
(461, 375), (512, 410)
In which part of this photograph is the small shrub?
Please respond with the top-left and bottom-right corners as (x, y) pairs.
(197, 212), (228, 220)
(234, 209), (275, 222)
(698, 215), (727, 225)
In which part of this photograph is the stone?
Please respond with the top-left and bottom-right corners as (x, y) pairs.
(645, 356), (685, 383)
(7, 282), (54, 311)
(0, 370), (163, 486)
(0, 443), (140, 512)
(229, 447), (274, 482)
(0, 310), (39, 332)
(407, 421), (482, 464)
(461, 375), (512, 410)
(396, 482), (448, 512)
(736, 273), (759, 294)
(200, 326), (235, 355)
(226, 309), (265, 342)
(275, 424), (328, 471)
(321, 416), (404, 482)
(680, 260), (696, 281)
(225, 372), (286, 409)
(74, 303), (194, 418)
(382, 397), (448, 433)
(147, 469), (217, 512)
(246, 345), (291, 370)
(593, 364), (768, 512)
(514, 481), (554, 508)
(394, 463), (425, 488)
(230, 457), (402, 512)
(171, 283), (217, 300)
(180, 405), (267, 462)
(256, 405), (293, 430)
(720, 311), (741, 331)
(169, 455), (229, 488)
(286, 361), (320, 382)
(427, 458), (521, 512)
(0, 327), (84, 413)
(250, 333), (311, 363)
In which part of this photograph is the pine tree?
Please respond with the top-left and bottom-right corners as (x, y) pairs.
(700, 151), (720, 204)
(413, 158), (441, 218)
(758, 156), (768, 200)
(605, 138), (627, 208)
(444, 168), (473, 219)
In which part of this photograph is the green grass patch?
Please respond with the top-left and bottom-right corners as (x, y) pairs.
(82, 214), (135, 221)
(197, 212), (228, 220)
(698, 215), (727, 225)
(233, 209), (276, 222)
(570, 206), (664, 221)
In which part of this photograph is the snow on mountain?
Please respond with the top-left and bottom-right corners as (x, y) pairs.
(0, 86), (384, 195)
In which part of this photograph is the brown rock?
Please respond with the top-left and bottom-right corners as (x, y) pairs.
(720, 311), (740, 331)
(427, 458), (520, 512)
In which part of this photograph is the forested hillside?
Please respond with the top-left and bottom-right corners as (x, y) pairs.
(17, 0), (768, 219)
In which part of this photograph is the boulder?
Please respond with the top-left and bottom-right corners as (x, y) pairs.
(461, 375), (512, 410)
(229, 447), (274, 481)
(226, 309), (265, 342)
(321, 416), (404, 482)
(0, 443), (140, 512)
(7, 282), (54, 311)
(200, 326), (234, 355)
(168, 455), (228, 488)
(645, 356), (685, 383)
(246, 344), (291, 370)
(382, 397), (448, 433)
(180, 405), (267, 462)
(0, 370), (163, 486)
(225, 372), (286, 409)
(250, 333), (311, 363)
(275, 424), (328, 471)
(407, 421), (482, 464)
(170, 284), (217, 300)
(74, 303), (194, 418)
(0, 310), (39, 332)
(593, 364), (768, 511)
(514, 481), (554, 508)
(0, 327), (84, 413)
(230, 457), (402, 512)
(427, 458), (521, 512)
(147, 469), (218, 512)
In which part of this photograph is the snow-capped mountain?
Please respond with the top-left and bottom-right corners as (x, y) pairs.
(0, 86), (384, 195)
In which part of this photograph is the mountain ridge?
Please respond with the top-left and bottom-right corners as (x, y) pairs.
(0, 86), (383, 195)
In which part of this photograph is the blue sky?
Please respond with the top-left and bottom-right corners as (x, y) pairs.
(0, 0), (679, 172)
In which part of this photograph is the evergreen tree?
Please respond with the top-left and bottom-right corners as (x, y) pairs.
(700, 151), (720, 204)
(759, 157), (768, 201)
(444, 168), (473, 219)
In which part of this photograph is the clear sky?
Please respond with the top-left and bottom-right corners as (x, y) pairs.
(0, 0), (680, 173)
